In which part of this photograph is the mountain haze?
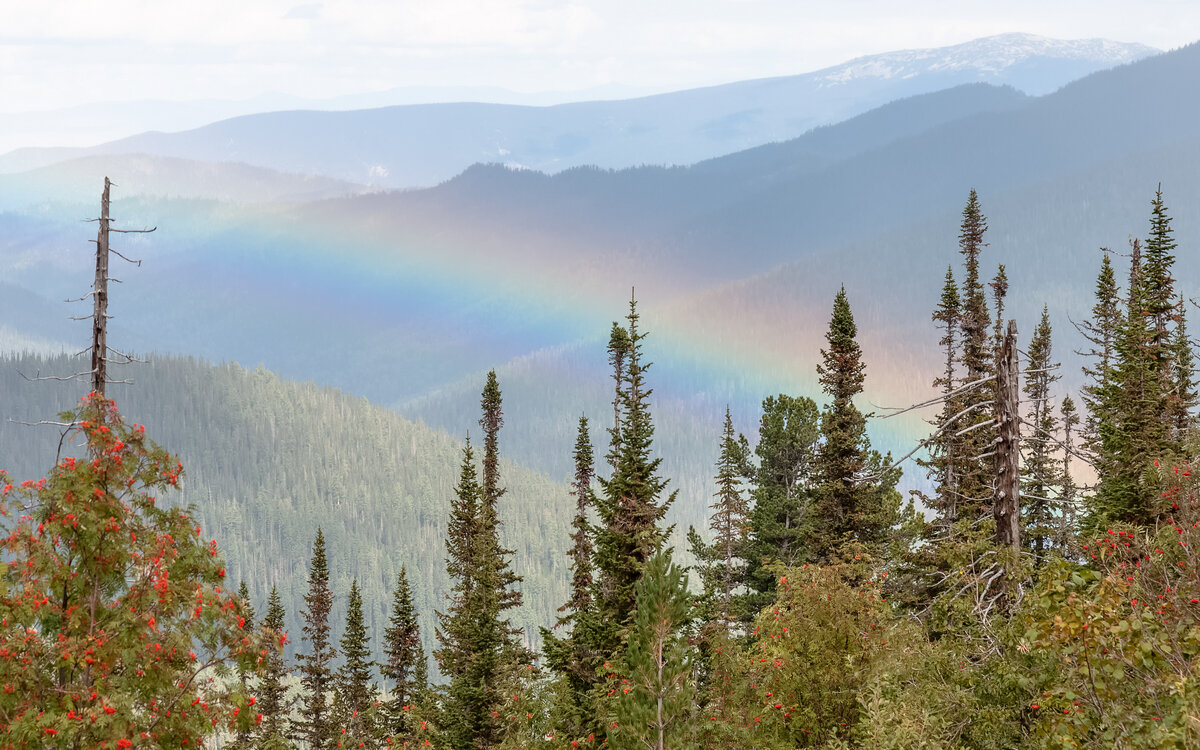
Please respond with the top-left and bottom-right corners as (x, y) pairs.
(0, 34), (1156, 188)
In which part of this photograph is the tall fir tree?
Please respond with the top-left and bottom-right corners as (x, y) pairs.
(745, 393), (821, 611)
(334, 579), (379, 745)
(437, 374), (529, 750)
(813, 286), (876, 557)
(297, 528), (337, 750)
(609, 551), (696, 750)
(256, 585), (294, 749)
(955, 189), (995, 517)
(594, 294), (677, 652)
(436, 439), (486, 750)
(990, 264), (1009, 354)
(1021, 307), (1060, 563)
(381, 567), (424, 742)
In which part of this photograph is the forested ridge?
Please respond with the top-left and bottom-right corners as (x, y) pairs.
(0, 354), (574, 671)
(3, 185), (1200, 750)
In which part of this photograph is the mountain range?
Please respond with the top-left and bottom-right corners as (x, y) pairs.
(0, 33), (1157, 188)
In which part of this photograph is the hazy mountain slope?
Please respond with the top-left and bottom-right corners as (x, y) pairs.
(0, 154), (372, 204)
(0, 353), (573, 670)
(0, 34), (1155, 187)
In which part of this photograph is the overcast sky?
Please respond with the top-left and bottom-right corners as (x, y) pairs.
(3, 0), (1197, 112)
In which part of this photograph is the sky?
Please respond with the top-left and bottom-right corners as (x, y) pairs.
(2, 0), (1197, 113)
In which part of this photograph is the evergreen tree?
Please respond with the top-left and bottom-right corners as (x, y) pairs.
(955, 190), (995, 516)
(382, 567), (423, 742)
(990, 264), (1009, 354)
(594, 294), (677, 649)
(1142, 186), (1179, 402)
(542, 416), (604, 740)
(1055, 396), (1081, 552)
(256, 586), (294, 749)
(920, 265), (963, 525)
(813, 286), (876, 556)
(708, 407), (751, 626)
(334, 579), (379, 745)
(606, 323), (631, 470)
(1170, 297), (1196, 436)
(231, 581), (257, 750)
(436, 439), (485, 750)
(297, 528), (337, 750)
(745, 393), (821, 611)
(1022, 307), (1060, 563)
(1078, 252), (1120, 456)
(438, 374), (529, 750)
(609, 551), (696, 750)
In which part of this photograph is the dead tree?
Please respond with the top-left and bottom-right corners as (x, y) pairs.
(993, 320), (1020, 550)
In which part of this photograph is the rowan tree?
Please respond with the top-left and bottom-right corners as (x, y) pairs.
(0, 395), (269, 746)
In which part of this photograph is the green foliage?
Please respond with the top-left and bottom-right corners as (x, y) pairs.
(1023, 307), (1061, 563)
(746, 394), (821, 608)
(0, 395), (269, 746)
(382, 567), (425, 742)
(609, 551), (696, 750)
(256, 585), (295, 748)
(298, 528), (337, 749)
(334, 579), (380, 744)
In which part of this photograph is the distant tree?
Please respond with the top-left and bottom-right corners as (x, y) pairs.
(1022, 307), (1060, 563)
(745, 393), (821, 611)
(381, 567), (424, 742)
(990, 264), (1009, 354)
(334, 579), (379, 744)
(1170, 297), (1197, 436)
(1055, 396), (1082, 551)
(297, 528), (337, 749)
(0, 396), (266, 746)
(609, 551), (696, 750)
(256, 586), (295, 748)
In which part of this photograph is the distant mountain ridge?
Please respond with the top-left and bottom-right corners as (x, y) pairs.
(0, 33), (1158, 188)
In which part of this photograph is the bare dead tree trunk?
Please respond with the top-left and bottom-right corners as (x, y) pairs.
(994, 320), (1020, 550)
(91, 177), (112, 398)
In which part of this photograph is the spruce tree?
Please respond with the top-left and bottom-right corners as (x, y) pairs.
(955, 190), (995, 516)
(920, 265), (962, 525)
(1078, 252), (1121, 456)
(256, 586), (294, 749)
(297, 528), (337, 750)
(334, 579), (378, 745)
(1021, 307), (1060, 563)
(813, 286), (874, 556)
(745, 393), (820, 611)
(435, 439), (485, 750)
(708, 407), (751, 626)
(609, 551), (695, 750)
(990, 264), (1009, 353)
(1170, 297), (1196, 436)
(542, 416), (604, 740)
(381, 567), (423, 741)
(594, 294), (677, 649)
(1056, 396), (1081, 552)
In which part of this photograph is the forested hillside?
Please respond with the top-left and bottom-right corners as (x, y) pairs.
(0, 353), (574, 669)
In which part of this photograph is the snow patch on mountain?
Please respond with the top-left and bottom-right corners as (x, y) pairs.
(819, 33), (1159, 87)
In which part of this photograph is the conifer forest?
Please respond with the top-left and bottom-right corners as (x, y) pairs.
(4, 180), (1200, 749)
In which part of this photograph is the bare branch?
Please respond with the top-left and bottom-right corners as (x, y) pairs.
(108, 247), (142, 266)
(873, 375), (997, 418)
